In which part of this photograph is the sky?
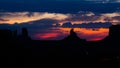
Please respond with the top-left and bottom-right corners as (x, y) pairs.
(0, 0), (120, 41)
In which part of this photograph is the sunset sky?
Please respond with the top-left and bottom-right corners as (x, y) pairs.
(0, 0), (120, 41)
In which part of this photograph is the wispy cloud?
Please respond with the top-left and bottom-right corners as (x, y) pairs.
(0, 12), (120, 25)
(0, 12), (70, 24)
(0, 18), (9, 21)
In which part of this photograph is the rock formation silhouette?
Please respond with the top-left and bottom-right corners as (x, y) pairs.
(18, 27), (31, 41)
(109, 25), (120, 39)
(62, 28), (86, 43)
(0, 27), (31, 42)
(22, 28), (28, 37)
(103, 25), (120, 44)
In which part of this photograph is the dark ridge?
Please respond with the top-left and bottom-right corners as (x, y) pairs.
(1, 25), (120, 65)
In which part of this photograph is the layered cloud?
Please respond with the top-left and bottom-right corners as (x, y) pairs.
(0, 12), (70, 24)
(0, 12), (120, 25)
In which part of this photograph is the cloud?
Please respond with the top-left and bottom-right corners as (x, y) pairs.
(0, 18), (9, 21)
(59, 12), (101, 24)
(17, 19), (59, 31)
(0, 12), (120, 25)
(101, 12), (120, 17)
(0, 12), (69, 24)
(62, 12), (120, 24)
(65, 14), (99, 21)
(61, 22), (112, 28)
(112, 16), (120, 20)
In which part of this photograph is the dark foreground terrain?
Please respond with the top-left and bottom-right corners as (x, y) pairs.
(1, 25), (120, 65)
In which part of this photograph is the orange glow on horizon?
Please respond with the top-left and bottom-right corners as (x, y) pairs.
(59, 28), (109, 41)
(35, 33), (59, 39)
(89, 38), (104, 41)
(34, 28), (109, 41)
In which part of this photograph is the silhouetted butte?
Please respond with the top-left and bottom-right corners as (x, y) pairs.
(63, 28), (86, 43)
(103, 25), (120, 44)
(18, 28), (31, 41)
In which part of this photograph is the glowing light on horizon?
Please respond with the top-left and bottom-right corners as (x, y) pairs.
(58, 28), (109, 41)
(35, 33), (59, 40)
(34, 28), (109, 41)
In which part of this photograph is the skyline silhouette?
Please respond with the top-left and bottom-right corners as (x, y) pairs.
(0, 24), (119, 64)
(1, 24), (120, 42)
